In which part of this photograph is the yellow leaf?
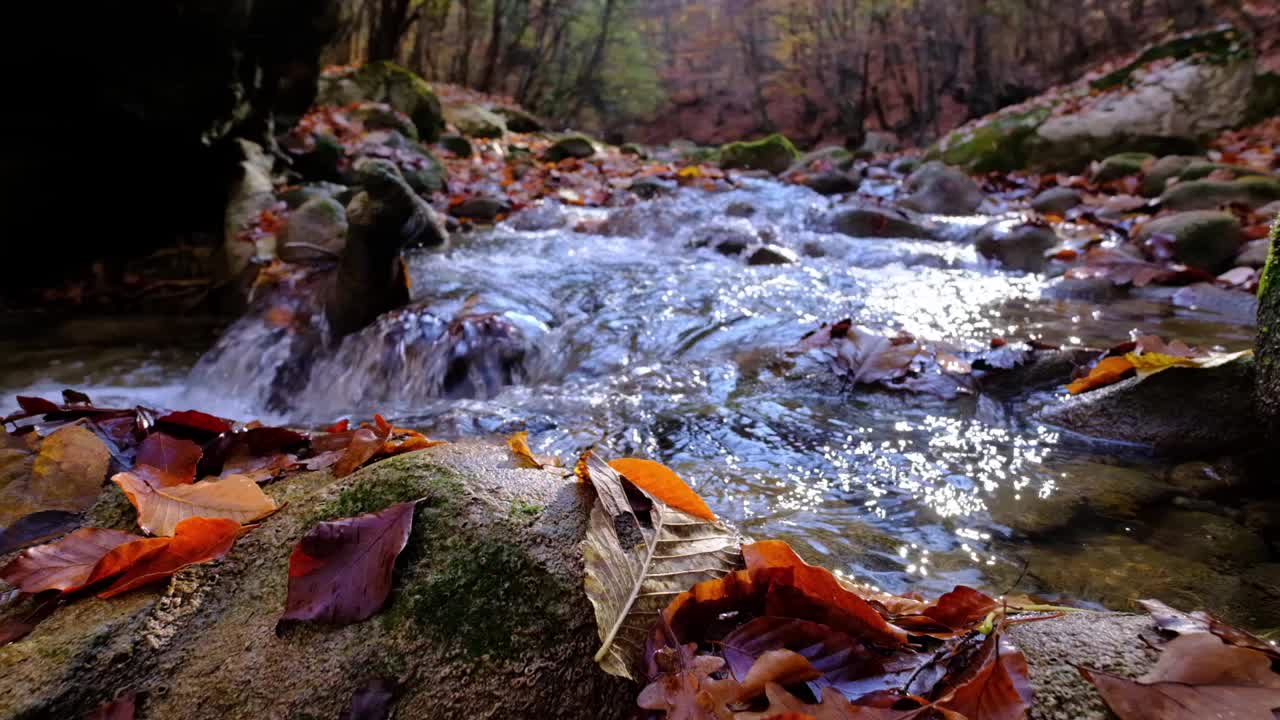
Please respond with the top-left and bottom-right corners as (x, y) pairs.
(506, 431), (561, 469)
(676, 165), (703, 178)
(113, 472), (278, 537)
(1125, 349), (1252, 378)
(607, 458), (716, 521)
(0, 425), (109, 526)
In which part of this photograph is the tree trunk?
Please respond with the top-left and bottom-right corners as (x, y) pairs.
(1258, 221), (1280, 438)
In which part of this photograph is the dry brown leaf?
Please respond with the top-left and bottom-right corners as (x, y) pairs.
(0, 528), (140, 593)
(113, 471), (278, 536)
(0, 425), (110, 526)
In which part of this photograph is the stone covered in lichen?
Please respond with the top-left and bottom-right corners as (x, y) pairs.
(717, 133), (800, 175)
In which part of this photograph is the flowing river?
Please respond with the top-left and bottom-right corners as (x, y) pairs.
(3, 178), (1272, 628)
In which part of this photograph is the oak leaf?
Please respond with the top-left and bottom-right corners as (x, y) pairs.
(113, 471), (278, 536)
(1, 528), (140, 593)
(279, 501), (417, 626)
(580, 452), (743, 680)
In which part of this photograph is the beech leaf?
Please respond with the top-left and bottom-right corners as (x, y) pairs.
(507, 431), (560, 469)
(1080, 633), (1280, 720)
(135, 432), (202, 484)
(112, 471), (278, 536)
(1, 528), (140, 593)
(0, 510), (81, 555)
(736, 683), (931, 720)
(939, 634), (1034, 720)
(608, 457), (716, 521)
(155, 410), (233, 437)
(91, 517), (244, 598)
(1066, 356), (1135, 394)
(735, 648), (822, 702)
(580, 451), (743, 680)
(279, 501), (417, 627)
(333, 428), (387, 478)
(722, 617), (886, 698)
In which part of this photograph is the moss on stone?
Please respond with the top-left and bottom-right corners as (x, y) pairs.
(1179, 160), (1268, 182)
(391, 532), (572, 659)
(543, 135), (597, 162)
(320, 62), (444, 142)
(510, 498), (543, 523)
(443, 104), (507, 139)
(926, 106), (1051, 173)
(1136, 210), (1242, 272)
(717, 133), (801, 175)
(306, 455), (463, 526)
(1161, 176), (1280, 211)
(1091, 26), (1253, 91)
(1093, 152), (1154, 182)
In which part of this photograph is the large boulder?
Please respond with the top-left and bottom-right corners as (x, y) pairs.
(928, 27), (1261, 173)
(0, 444), (635, 720)
(1259, 220), (1280, 435)
(899, 161), (984, 215)
(973, 220), (1058, 272)
(317, 62), (444, 142)
(279, 195), (348, 263)
(718, 134), (800, 175)
(444, 104), (507, 139)
(1039, 357), (1262, 455)
(1134, 210), (1242, 272)
(1159, 176), (1280, 211)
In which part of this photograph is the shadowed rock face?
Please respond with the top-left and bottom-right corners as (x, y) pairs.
(5, 0), (339, 291)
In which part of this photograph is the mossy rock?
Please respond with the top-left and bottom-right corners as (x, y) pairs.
(351, 102), (418, 141)
(290, 133), (346, 182)
(543, 135), (597, 162)
(492, 106), (543, 133)
(1140, 155), (1198, 197)
(1090, 26), (1254, 91)
(1160, 176), (1280, 211)
(0, 443), (633, 719)
(439, 134), (473, 158)
(1030, 187), (1083, 214)
(443, 104), (507, 139)
(318, 62), (444, 142)
(1246, 72), (1280, 125)
(1092, 152), (1153, 183)
(717, 133), (800, 175)
(279, 182), (350, 210)
(279, 196), (348, 262)
(1178, 160), (1269, 182)
(925, 106), (1051, 173)
(1136, 210), (1242, 272)
(1259, 219), (1280, 433)
(619, 143), (646, 158)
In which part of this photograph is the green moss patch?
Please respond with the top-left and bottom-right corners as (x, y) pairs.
(1091, 26), (1252, 91)
(928, 106), (1051, 173)
(391, 533), (572, 659)
(717, 134), (800, 175)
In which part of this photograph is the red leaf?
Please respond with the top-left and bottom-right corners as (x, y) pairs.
(0, 594), (60, 647)
(16, 396), (60, 415)
(89, 517), (244, 598)
(333, 428), (386, 478)
(917, 586), (999, 631)
(156, 410), (233, 437)
(743, 541), (908, 647)
(1, 528), (141, 593)
(940, 635), (1034, 720)
(86, 692), (136, 720)
(135, 433), (202, 483)
(326, 419), (350, 433)
(279, 501), (417, 626)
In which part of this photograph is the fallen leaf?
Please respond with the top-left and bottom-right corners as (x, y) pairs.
(135, 433), (202, 483)
(279, 501), (418, 626)
(608, 458), (715, 521)
(155, 410), (233, 437)
(581, 452), (743, 680)
(0, 424), (111, 526)
(735, 648), (823, 702)
(800, 322), (920, 386)
(1, 528), (141, 593)
(721, 617), (885, 698)
(86, 692), (136, 720)
(507, 431), (560, 469)
(93, 517), (244, 598)
(743, 540), (908, 647)
(1080, 633), (1280, 720)
(736, 683), (929, 720)
(0, 510), (81, 555)
(16, 396), (60, 416)
(333, 428), (386, 478)
(1124, 349), (1252, 379)
(0, 594), (60, 647)
(940, 634), (1034, 720)
(908, 586), (999, 632)
(344, 677), (398, 720)
(113, 471), (278, 536)
(1066, 356), (1135, 394)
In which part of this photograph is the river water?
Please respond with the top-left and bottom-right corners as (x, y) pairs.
(3, 178), (1273, 628)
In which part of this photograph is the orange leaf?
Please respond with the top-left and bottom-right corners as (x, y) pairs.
(113, 471), (278, 536)
(0, 528), (141, 593)
(1066, 356), (1135, 394)
(93, 517), (244, 598)
(333, 428), (384, 478)
(607, 458), (715, 521)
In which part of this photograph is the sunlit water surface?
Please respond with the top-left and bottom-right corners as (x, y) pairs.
(3, 180), (1270, 625)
